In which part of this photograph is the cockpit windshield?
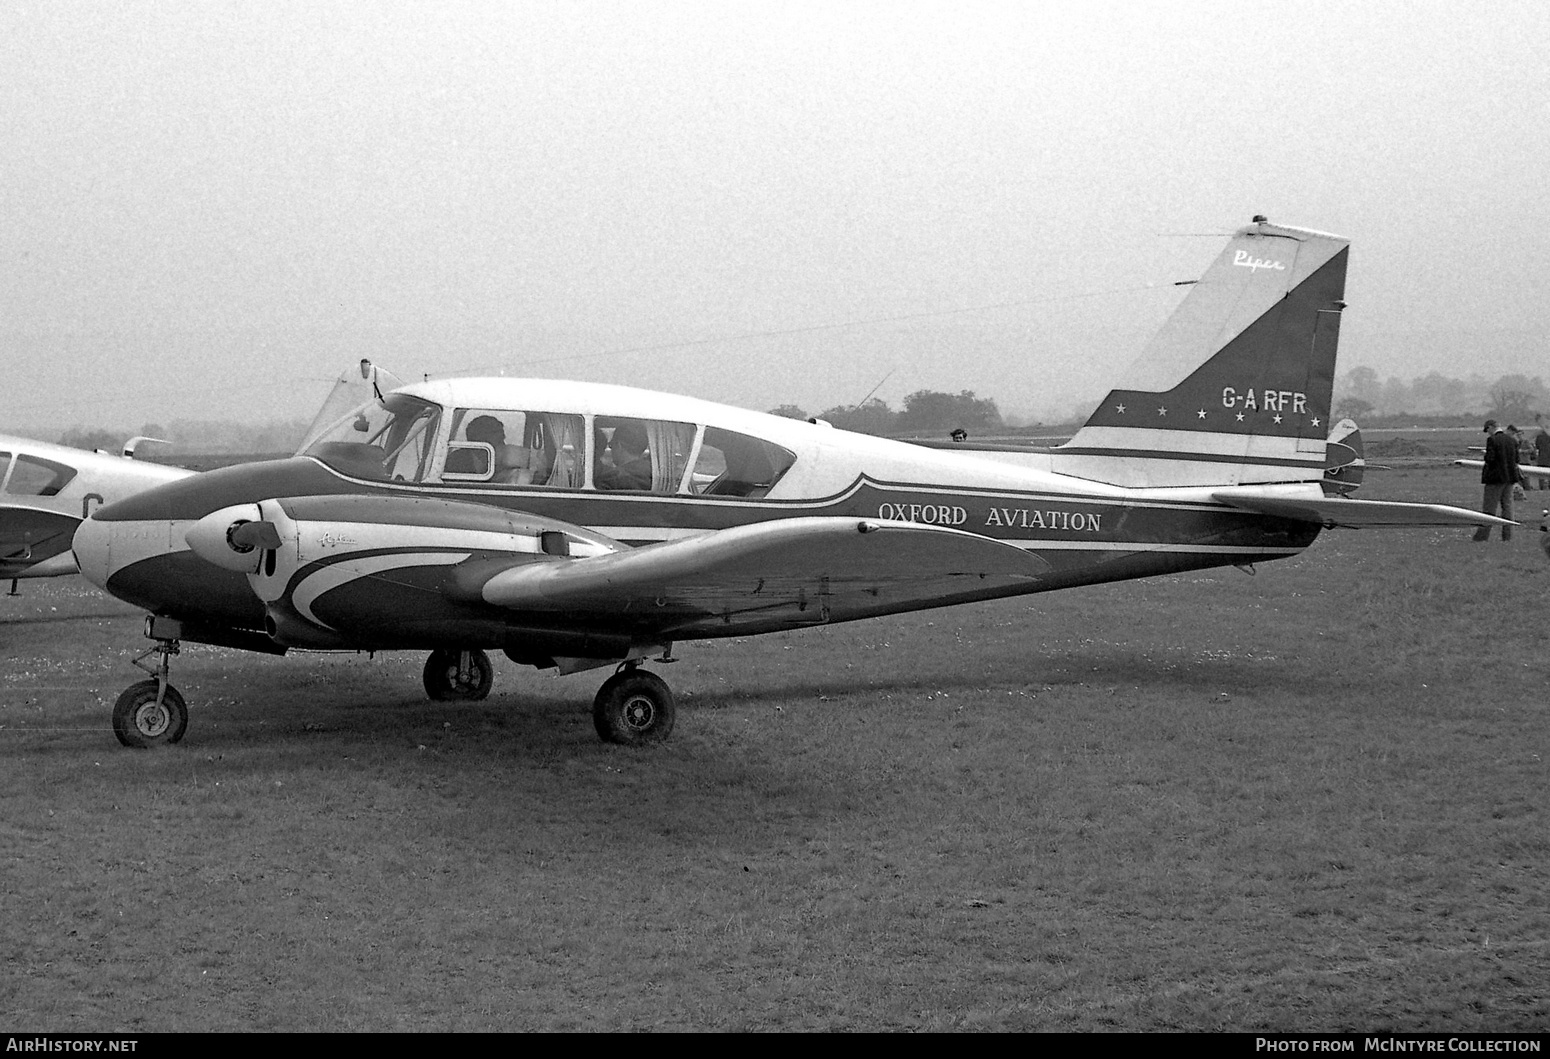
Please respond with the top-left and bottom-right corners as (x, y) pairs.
(300, 394), (442, 482)
(293, 359), (406, 456)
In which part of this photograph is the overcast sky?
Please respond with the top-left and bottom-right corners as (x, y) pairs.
(4, 0), (1546, 436)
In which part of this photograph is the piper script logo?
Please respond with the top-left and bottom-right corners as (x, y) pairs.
(1233, 250), (1285, 273)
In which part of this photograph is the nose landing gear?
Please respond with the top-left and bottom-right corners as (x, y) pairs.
(113, 629), (188, 748)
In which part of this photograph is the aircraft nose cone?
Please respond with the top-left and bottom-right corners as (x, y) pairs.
(72, 516), (113, 590)
(185, 504), (267, 573)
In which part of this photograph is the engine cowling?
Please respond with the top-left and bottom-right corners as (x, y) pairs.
(184, 494), (622, 649)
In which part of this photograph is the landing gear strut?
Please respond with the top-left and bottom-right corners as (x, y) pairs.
(422, 648), (494, 701)
(113, 629), (188, 748)
(592, 664), (676, 745)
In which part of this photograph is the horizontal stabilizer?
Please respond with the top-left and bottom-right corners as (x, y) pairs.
(1212, 488), (1513, 529)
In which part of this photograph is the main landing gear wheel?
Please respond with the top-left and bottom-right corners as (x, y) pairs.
(593, 668), (676, 745)
(422, 648), (494, 701)
(112, 679), (189, 748)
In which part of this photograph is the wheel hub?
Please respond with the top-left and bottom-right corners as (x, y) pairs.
(135, 702), (170, 737)
(622, 695), (656, 730)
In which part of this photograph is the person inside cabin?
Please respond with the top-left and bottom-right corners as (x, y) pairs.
(447, 415), (546, 484)
(595, 421), (653, 490)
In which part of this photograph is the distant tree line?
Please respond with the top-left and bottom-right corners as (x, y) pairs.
(58, 418), (311, 455)
(1333, 368), (1548, 424)
(769, 389), (1005, 437)
(58, 369), (1533, 457)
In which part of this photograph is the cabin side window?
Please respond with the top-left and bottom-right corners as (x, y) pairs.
(592, 417), (696, 493)
(689, 427), (796, 498)
(441, 408), (585, 488)
(5, 454), (78, 497)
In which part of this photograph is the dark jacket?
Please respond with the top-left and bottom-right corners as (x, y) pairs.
(1481, 429), (1522, 485)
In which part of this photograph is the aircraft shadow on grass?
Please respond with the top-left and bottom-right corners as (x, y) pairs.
(0, 609), (143, 627)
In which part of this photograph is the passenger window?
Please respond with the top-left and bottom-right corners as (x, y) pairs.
(0, 453), (10, 492)
(443, 409), (585, 488)
(691, 428), (796, 498)
(443, 443), (493, 479)
(6, 454), (77, 497)
(593, 418), (695, 493)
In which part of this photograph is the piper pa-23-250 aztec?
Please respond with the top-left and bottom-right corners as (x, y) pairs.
(72, 217), (1508, 749)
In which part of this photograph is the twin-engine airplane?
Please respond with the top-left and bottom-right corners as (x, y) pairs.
(73, 218), (1508, 749)
(0, 434), (190, 588)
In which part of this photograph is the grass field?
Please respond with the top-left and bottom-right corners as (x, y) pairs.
(2, 461), (1547, 1031)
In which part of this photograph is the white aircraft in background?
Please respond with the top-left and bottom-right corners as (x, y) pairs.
(73, 218), (1510, 749)
(0, 434), (190, 589)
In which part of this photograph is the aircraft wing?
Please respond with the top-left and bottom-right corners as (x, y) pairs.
(477, 516), (1051, 635)
(0, 502), (81, 556)
(1211, 488), (1512, 529)
(1453, 459), (1550, 480)
(0, 502), (82, 576)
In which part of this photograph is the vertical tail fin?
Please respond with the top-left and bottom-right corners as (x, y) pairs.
(1052, 217), (1349, 488)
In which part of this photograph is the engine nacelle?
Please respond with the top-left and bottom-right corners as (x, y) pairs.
(185, 494), (623, 648)
(184, 504), (270, 573)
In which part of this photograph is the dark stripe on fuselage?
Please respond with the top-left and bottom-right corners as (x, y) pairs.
(91, 455), (1311, 547)
(105, 550), (265, 628)
(89, 455), (1320, 645)
(1049, 448), (1324, 468)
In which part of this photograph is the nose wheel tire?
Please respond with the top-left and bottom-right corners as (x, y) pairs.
(593, 669), (676, 745)
(112, 679), (189, 748)
(422, 648), (494, 701)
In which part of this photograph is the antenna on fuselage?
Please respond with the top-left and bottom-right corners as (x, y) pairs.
(856, 369), (896, 408)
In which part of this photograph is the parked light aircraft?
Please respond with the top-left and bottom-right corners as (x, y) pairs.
(0, 434), (190, 587)
(72, 218), (1510, 749)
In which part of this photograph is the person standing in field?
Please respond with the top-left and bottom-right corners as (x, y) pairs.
(1472, 419), (1523, 542)
(1534, 424), (1550, 490)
